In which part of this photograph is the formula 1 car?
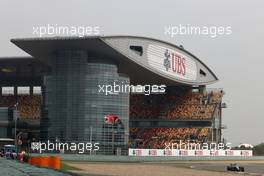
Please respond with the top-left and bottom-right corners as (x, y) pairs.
(227, 163), (244, 172)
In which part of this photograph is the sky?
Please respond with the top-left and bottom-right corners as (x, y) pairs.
(0, 0), (263, 145)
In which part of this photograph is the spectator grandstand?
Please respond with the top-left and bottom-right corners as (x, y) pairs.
(129, 89), (223, 148)
(0, 36), (225, 154)
(130, 89), (223, 120)
(129, 127), (210, 149)
(0, 95), (41, 119)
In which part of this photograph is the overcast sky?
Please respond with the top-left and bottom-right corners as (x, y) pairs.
(0, 0), (263, 145)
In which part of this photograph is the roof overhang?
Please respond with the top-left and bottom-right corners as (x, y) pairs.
(10, 36), (218, 86)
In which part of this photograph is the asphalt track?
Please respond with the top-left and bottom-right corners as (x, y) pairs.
(65, 161), (264, 176)
(191, 163), (264, 175)
(2, 155), (264, 176)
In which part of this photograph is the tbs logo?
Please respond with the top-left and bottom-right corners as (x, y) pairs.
(163, 49), (186, 76)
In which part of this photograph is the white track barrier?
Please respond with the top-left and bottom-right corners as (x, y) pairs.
(128, 149), (253, 157)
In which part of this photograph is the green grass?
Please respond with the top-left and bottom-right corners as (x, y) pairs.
(60, 162), (82, 172)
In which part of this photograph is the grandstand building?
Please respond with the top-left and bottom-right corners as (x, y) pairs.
(0, 36), (225, 154)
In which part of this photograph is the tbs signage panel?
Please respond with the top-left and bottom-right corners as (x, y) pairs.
(147, 44), (197, 81)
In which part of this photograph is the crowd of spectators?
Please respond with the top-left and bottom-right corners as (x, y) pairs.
(0, 95), (41, 119)
(129, 127), (210, 149)
(130, 94), (163, 119)
(130, 89), (224, 120)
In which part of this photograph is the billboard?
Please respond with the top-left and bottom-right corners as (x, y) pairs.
(147, 44), (197, 81)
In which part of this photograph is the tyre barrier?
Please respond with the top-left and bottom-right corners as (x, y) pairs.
(28, 156), (61, 170)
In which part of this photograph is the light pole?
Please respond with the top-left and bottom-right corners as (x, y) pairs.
(90, 126), (93, 155)
(112, 124), (114, 155)
(13, 102), (18, 151)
